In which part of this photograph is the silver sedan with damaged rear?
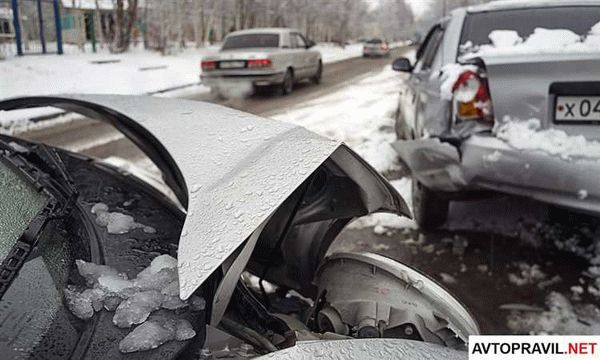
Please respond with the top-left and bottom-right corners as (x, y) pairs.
(391, 0), (600, 230)
(200, 28), (322, 96)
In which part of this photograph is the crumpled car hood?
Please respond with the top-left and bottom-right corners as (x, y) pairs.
(0, 95), (410, 300)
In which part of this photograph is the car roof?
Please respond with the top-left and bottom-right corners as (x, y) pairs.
(467, 0), (600, 13)
(226, 28), (298, 36)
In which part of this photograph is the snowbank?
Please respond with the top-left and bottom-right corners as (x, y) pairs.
(0, 46), (218, 100)
(314, 43), (364, 64)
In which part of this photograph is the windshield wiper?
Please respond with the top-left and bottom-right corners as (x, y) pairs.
(0, 140), (78, 298)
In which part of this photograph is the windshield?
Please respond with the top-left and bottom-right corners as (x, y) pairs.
(366, 38), (383, 44)
(0, 160), (48, 263)
(461, 6), (600, 46)
(222, 33), (280, 50)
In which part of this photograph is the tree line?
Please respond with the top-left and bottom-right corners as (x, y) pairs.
(98, 0), (416, 53)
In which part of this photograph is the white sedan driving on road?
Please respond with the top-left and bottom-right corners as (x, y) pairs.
(200, 28), (322, 96)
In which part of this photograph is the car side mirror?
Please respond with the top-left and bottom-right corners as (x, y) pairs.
(392, 57), (413, 72)
(306, 40), (316, 49)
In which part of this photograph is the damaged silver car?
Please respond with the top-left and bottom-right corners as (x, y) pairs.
(392, 0), (600, 230)
(0, 95), (477, 359)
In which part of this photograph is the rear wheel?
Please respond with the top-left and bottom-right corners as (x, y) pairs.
(412, 179), (449, 231)
(281, 69), (294, 95)
(311, 62), (323, 84)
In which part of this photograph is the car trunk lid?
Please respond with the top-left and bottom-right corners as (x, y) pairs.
(473, 52), (600, 140)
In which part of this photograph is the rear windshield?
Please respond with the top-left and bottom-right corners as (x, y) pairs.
(461, 6), (600, 46)
(222, 34), (280, 50)
(366, 39), (383, 44)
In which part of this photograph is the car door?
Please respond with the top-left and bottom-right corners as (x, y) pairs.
(292, 33), (317, 79)
(405, 24), (445, 138)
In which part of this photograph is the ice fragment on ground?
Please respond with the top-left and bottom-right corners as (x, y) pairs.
(452, 236), (468, 256)
(118, 316), (196, 353)
(507, 292), (600, 334)
(439, 273), (457, 284)
(91, 202), (156, 234)
(113, 290), (164, 328)
(508, 263), (546, 286)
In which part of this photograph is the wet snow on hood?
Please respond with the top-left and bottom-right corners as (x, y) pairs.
(494, 117), (600, 160)
(461, 22), (600, 58)
(65, 254), (204, 353)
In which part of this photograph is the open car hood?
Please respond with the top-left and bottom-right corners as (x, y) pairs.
(0, 95), (410, 300)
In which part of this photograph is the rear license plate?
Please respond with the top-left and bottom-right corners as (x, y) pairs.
(219, 61), (245, 69)
(555, 96), (600, 122)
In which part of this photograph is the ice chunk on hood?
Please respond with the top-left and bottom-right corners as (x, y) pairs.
(113, 290), (164, 328)
(91, 202), (156, 234)
(64, 288), (95, 320)
(119, 315), (196, 353)
(75, 259), (124, 285)
(70, 255), (190, 323)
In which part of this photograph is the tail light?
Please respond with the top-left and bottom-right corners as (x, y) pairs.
(201, 60), (216, 71)
(247, 59), (272, 68)
(451, 70), (493, 123)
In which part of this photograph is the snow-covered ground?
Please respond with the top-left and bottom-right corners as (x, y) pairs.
(0, 42), (371, 128)
(0, 45), (218, 100)
(0, 42), (367, 101)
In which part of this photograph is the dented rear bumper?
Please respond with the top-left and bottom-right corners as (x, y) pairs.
(393, 134), (600, 214)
